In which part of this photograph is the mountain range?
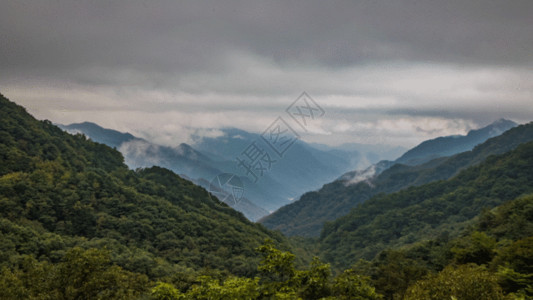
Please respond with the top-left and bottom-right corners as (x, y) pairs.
(2, 93), (532, 298)
(59, 122), (404, 220)
(260, 119), (521, 236)
(394, 118), (517, 165)
(319, 133), (533, 268)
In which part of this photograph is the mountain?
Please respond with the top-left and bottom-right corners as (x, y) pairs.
(2, 93), (531, 299)
(395, 118), (517, 165)
(318, 139), (533, 269)
(260, 121), (533, 237)
(0, 93), (292, 280)
(343, 193), (533, 299)
(334, 119), (518, 186)
(60, 123), (393, 218)
(309, 142), (407, 169)
(59, 122), (218, 180)
(58, 122), (269, 220)
(193, 128), (363, 204)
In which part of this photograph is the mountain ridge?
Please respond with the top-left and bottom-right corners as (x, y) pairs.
(318, 139), (533, 268)
(59, 122), (399, 219)
(395, 118), (517, 165)
(260, 120), (531, 237)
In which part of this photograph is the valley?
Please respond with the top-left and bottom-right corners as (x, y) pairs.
(1, 93), (531, 299)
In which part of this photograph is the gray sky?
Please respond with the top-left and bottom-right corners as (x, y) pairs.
(1, 0), (532, 147)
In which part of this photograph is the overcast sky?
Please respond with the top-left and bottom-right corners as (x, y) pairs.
(1, 0), (532, 148)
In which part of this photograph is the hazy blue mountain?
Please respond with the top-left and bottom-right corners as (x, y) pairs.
(183, 176), (270, 221)
(194, 128), (355, 172)
(260, 120), (531, 237)
(60, 123), (382, 220)
(334, 119), (518, 185)
(59, 122), (270, 220)
(192, 128), (365, 204)
(395, 118), (517, 166)
(309, 142), (406, 168)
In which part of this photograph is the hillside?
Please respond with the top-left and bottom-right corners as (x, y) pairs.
(346, 193), (533, 299)
(395, 118), (517, 165)
(260, 121), (533, 237)
(0, 93), (292, 280)
(318, 140), (533, 268)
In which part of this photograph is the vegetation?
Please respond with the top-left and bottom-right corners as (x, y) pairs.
(2, 195), (529, 299)
(348, 194), (533, 299)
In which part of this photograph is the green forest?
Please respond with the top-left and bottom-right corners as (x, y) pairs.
(1, 93), (532, 299)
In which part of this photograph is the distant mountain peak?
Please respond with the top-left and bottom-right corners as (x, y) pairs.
(492, 118), (516, 125)
(395, 118), (517, 166)
(71, 121), (101, 127)
(470, 118), (516, 132)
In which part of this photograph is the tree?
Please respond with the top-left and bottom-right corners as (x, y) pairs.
(493, 237), (533, 296)
(296, 257), (332, 300)
(331, 269), (382, 300)
(404, 264), (504, 300)
(0, 248), (150, 299)
(151, 282), (183, 300)
(184, 276), (259, 300)
(256, 239), (298, 297)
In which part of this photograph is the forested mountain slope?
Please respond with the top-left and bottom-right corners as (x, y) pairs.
(347, 193), (533, 299)
(318, 140), (533, 268)
(59, 122), (270, 221)
(0, 93), (291, 280)
(261, 122), (533, 237)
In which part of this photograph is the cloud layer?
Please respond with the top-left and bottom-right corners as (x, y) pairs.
(1, 1), (532, 147)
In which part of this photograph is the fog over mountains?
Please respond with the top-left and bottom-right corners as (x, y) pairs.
(59, 118), (517, 224)
(59, 122), (404, 220)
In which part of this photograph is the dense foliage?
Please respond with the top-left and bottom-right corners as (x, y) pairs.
(145, 240), (383, 300)
(1, 195), (531, 299)
(351, 194), (533, 299)
(261, 122), (533, 237)
(319, 140), (533, 268)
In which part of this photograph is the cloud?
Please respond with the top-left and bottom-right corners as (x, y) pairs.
(119, 140), (163, 168)
(341, 164), (378, 186)
(1, 1), (532, 148)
